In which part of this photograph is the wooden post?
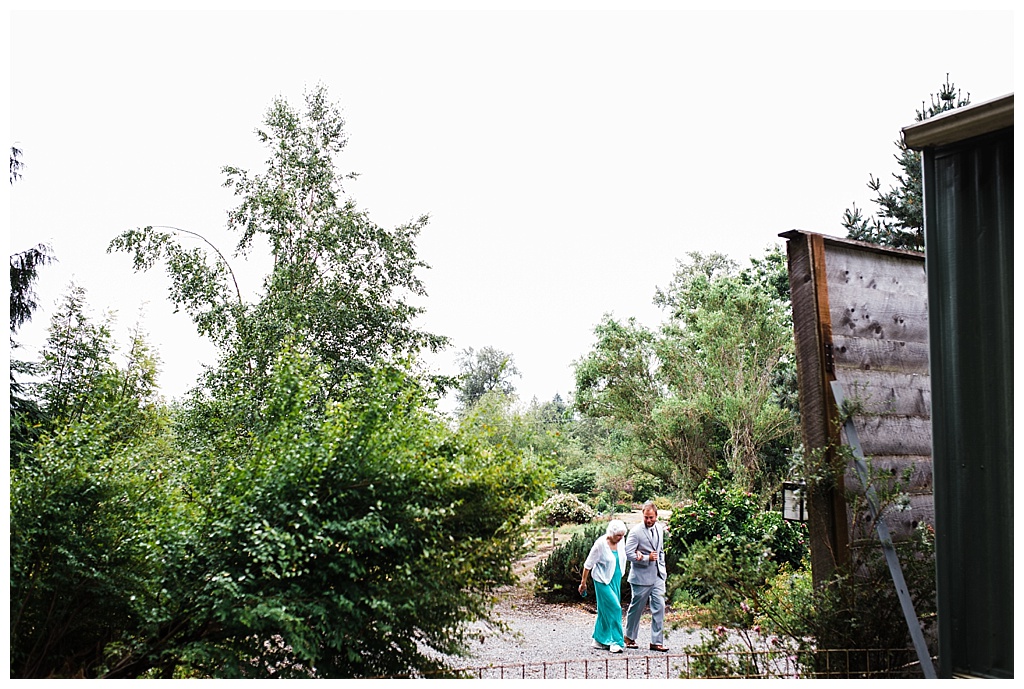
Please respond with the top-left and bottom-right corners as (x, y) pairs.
(783, 230), (850, 586)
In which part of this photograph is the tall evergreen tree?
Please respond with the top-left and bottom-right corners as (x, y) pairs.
(842, 75), (970, 251)
(10, 147), (57, 460)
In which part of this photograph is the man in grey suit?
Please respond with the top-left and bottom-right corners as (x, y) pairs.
(624, 501), (669, 651)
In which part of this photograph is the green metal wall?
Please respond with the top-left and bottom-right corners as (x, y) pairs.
(923, 126), (1013, 678)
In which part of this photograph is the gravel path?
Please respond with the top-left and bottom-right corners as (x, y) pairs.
(439, 519), (710, 679)
(435, 578), (710, 680)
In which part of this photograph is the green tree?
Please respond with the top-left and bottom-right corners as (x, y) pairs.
(575, 249), (797, 496)
(10, 417), (180, 679)
(574, 316), (696, 489)
(51, 86), (549, 678)
(654, 251), (795, 490)
(10, 285), (177, 679)
(9, 146), (58, 459)
(10, 243), (57, 461)
(109, 85), (448, 409)
(843, 75), (971, 251)
(10, 244), (55, 332)
(37, 285), (118, 423)
(455, 345), (520, 411)
(94, 346), (547, 678)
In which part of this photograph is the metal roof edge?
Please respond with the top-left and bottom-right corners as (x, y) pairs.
(902, 93), (1013, 150)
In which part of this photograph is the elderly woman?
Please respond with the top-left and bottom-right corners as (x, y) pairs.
(578, 519), (628, 653)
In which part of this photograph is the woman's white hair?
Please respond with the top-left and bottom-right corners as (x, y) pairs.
(606, 519), (628, 537)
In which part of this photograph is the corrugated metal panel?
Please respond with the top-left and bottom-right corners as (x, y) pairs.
(921, 125), (1014, 679)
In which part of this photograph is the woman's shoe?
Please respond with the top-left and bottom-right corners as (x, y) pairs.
(609, 644), (624, 653)
(591, 640), (608, 650)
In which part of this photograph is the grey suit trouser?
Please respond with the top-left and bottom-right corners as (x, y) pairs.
(624, 577), (666, 645)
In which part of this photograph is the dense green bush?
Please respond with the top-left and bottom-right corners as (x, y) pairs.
(535, 523), (606, 600)
(10, 420), (182, 679)
(668, 473), (807, 573)
(554, 466), (597, 495)
(667, 472), (806, 606)
(10, 350), (549, 679)
(534, 522), (630, 604)
(631, 473), (665, 502)
(537, 492), (597, 526)
(11, 88), (553, 680)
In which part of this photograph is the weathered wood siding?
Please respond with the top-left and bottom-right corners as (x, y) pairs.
(783, 230), (932, 583)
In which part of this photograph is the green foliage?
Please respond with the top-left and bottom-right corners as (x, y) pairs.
(533, 522), (629, 604)
(815, 524), (936, 653)
(843, 75), (971, 251)
(554, 466), (597, 495)
(631, 473), (665, 502)
(10, 420), (180, 679)
(574, 249), (797, 496)
(13, 328), (549, 680)
(793, 441), (938, 671)
(108, 85), (448, 409)
(455, 345), (519, 411)
(668, 472), (807, 603)
(537, 492), (597, 526)
(683, 620), (802, 679)
(457, 390), (531, 454)
(11, 88), (551, 679)
(535, 523), (604, 600)
(654, 250), (796, 492)
(151, 352), (549, 679)
(455, 390), (583, 483)
(679, 442), (938, 677)
(10, 239), (57, 460)
(750, 525), (937, 677)
(10, 304), (179, 678)
(10, 243), (56, 332)
(671, 539), (807, 678)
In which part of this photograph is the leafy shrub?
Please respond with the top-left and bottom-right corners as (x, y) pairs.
(613, 502), (633, 514)
(535, 522), (606, 600)
(667, 472), (807, 606)
(10, 421), (180, 679)
(671, 541), (807, 678)
(12, 349), (550, 679)
(538, 492), (597, 526)
(771, 524), (937, 676)
(632, 474), (665, 502)
(652, 495), (673, 511)
(668, 472), (807, 574)
(554, 466), (597, 495)
(534, 522), (630, 604)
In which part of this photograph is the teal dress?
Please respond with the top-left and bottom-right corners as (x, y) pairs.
(592, 550), (625, 648)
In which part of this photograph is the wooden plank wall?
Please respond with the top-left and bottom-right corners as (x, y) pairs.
(824, 242), (933, 542)
(784, 230), (932, 579)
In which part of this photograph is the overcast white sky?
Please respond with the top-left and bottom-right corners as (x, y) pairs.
(6, 3), (1017, 412)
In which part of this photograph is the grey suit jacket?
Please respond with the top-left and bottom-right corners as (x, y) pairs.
(625, 521), (667, 584)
